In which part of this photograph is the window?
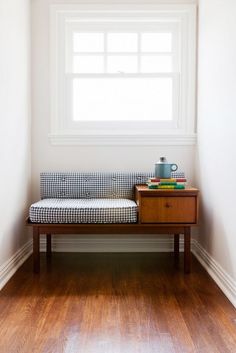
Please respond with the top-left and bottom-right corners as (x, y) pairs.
(50, 4), (196, 145)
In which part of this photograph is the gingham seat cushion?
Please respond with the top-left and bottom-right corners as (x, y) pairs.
(29, 198), (137, 224)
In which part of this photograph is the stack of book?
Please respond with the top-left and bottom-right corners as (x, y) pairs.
(147, 176), (187, 189)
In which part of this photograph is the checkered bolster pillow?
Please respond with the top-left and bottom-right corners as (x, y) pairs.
(40, 172), (154, 200)
(29, 198), (137, 224)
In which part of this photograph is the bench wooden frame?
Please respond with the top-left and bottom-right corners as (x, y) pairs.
(27, 221), (193, 274)
(27, 185), (198, 274)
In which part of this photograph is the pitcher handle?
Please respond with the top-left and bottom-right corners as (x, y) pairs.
(171, 164), (178, 172)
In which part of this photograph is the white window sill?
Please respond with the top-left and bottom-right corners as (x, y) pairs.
(48, 133), (197, 146)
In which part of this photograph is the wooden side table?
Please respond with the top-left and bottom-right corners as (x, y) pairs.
(135, 185), (199, 273)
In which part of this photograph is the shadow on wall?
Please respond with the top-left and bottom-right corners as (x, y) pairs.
(195, 147), (234, 277)
(8, 207), (31, 259)
(0, 193), (32, 268)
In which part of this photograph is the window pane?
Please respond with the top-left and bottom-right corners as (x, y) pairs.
(73, 78), (172, 121)
(141, 33), (172, 52)
(73, 56), (104, 73)
(107, 33), (138, 52)
(141, 55), (172, 73)
(107, 56), (138, 73)
(73, 33), (104, 52)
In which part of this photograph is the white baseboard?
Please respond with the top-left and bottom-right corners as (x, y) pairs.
(192, 240), (236, 308)
(40, 235), (185, 253)
(0, 240), (32, 291)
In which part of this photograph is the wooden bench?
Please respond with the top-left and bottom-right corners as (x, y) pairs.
(27, 173), (199, 274)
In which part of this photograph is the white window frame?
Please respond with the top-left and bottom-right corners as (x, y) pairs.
(50, 4), (197, 146)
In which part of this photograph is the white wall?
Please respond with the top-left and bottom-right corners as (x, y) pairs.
(197, 0), (236, 282)
(31, 0), (197, 201)
(0, 0), (31, 268)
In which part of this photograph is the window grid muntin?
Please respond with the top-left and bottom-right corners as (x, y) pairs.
(69, 29), (176, 74)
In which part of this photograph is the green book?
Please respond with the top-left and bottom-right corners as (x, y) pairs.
(148, 184), (159, 189)
(147, 184), (185, 190)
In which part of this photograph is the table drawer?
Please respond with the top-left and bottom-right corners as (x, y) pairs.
(140, 196), (197, 223)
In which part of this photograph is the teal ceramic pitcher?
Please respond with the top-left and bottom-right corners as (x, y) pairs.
(155, 157), (178, 179)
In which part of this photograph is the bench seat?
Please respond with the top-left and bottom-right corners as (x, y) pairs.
(29, 198), (137, 224)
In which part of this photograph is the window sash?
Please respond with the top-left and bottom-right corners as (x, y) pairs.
(65, 22), (180, 75)
(65, 23), (180, 126)
(64, 73), (180, 130)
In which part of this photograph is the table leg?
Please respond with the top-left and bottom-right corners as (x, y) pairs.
(33, 227), (40, 273)
(46, 234), (52, 258)
(174, 234), (179, 267)
(184, 227), (191, 274)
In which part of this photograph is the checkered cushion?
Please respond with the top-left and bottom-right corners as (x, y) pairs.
(29, 198), (137, 224)
(40, 172), (154, 200)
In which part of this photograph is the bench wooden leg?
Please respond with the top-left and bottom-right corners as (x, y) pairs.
(174, 234), (179, 267)
(33, 227), (40, 273)
(46, 234), (52, 258)
(184, 227), (191, 274)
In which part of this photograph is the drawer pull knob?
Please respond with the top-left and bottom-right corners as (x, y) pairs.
(165, 203), (172, 208)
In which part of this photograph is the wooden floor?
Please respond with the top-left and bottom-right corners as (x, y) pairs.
(0, 253), (236, 353)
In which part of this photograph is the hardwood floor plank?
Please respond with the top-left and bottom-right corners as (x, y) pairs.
(0, 253), (236, 353)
